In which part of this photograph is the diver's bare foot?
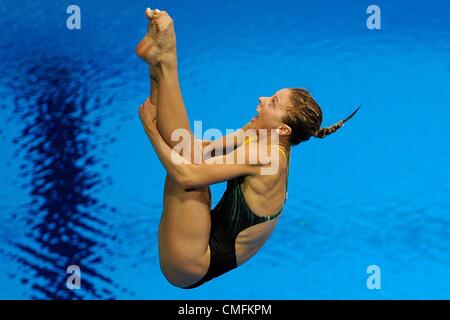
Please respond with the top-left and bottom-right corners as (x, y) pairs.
(136, 8), (177, 68)
(151, 9), (178, 68)
(136, 9), (159, 65)
(136, 33), (157, 65)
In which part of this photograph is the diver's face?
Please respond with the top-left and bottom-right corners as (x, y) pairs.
(252, 88), (291, 131)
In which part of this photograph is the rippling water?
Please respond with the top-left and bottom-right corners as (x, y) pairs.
(0, 0), (449, 299)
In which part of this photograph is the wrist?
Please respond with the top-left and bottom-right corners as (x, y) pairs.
(146, 129), (158, 142)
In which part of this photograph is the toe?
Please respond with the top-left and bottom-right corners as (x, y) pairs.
(146, 8), (155, 19)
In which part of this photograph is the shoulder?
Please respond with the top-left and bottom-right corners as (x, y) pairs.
(246, 142), (288, 179)
(242, 146), (287, 196)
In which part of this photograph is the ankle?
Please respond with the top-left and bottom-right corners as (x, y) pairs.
(153, 57), (178, 75)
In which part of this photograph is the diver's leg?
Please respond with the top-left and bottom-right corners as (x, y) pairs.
(146, 12), (159, 106)
(146, 10), (199, 160)
(149, 65), (159, 105)
(158, 174), (211, 288)
(154, 63), (194, 146)
(137, 9), (192, 146)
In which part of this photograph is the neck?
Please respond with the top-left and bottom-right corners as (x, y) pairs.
(257, 133), (291, 155)
(278, 138), (291, 157)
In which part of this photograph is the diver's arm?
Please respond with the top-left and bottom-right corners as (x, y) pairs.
(181, 145), (264, 189)
(142, 120), (263, 190)
(199, 121), (252, 159)
(210, 121), (252, 151)
(141, 118), (190, 185)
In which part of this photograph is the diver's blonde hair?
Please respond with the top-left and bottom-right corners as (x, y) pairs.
(283, 88), (360, 145)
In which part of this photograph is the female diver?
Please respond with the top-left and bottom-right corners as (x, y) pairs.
(136, 8), (359, 289)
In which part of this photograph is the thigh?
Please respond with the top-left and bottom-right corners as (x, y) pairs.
(158, 174), (212, 286)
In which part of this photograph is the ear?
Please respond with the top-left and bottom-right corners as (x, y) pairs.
(276, 125), (292, 136)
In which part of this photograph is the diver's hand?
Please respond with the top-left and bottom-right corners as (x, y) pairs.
(138, 98), (158, 135)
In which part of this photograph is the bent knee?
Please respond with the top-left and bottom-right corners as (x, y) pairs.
(159, 251), (209, 288)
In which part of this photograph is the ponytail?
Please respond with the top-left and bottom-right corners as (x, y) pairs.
(313, 105), (360, 139)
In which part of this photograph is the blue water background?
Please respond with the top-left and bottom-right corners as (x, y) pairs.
(0, 0), (449, 299)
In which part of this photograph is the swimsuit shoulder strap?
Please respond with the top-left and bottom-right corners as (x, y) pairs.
(243, 135), (257, 145)
(270, 144), (290, 202)
(239, 141), (290, 222)
(270, 145), (288, 163)
(257, 145), (290, 223)
(244, 140), (289, 190)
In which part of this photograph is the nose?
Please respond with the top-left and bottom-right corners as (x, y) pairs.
(258, 97), (267, 105)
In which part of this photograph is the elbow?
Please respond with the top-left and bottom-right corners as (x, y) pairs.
(177, 176), (203, 190)
(173, 165), (200, 190)
(179, 169), (206, 189)
(175, 175), (195, 190)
